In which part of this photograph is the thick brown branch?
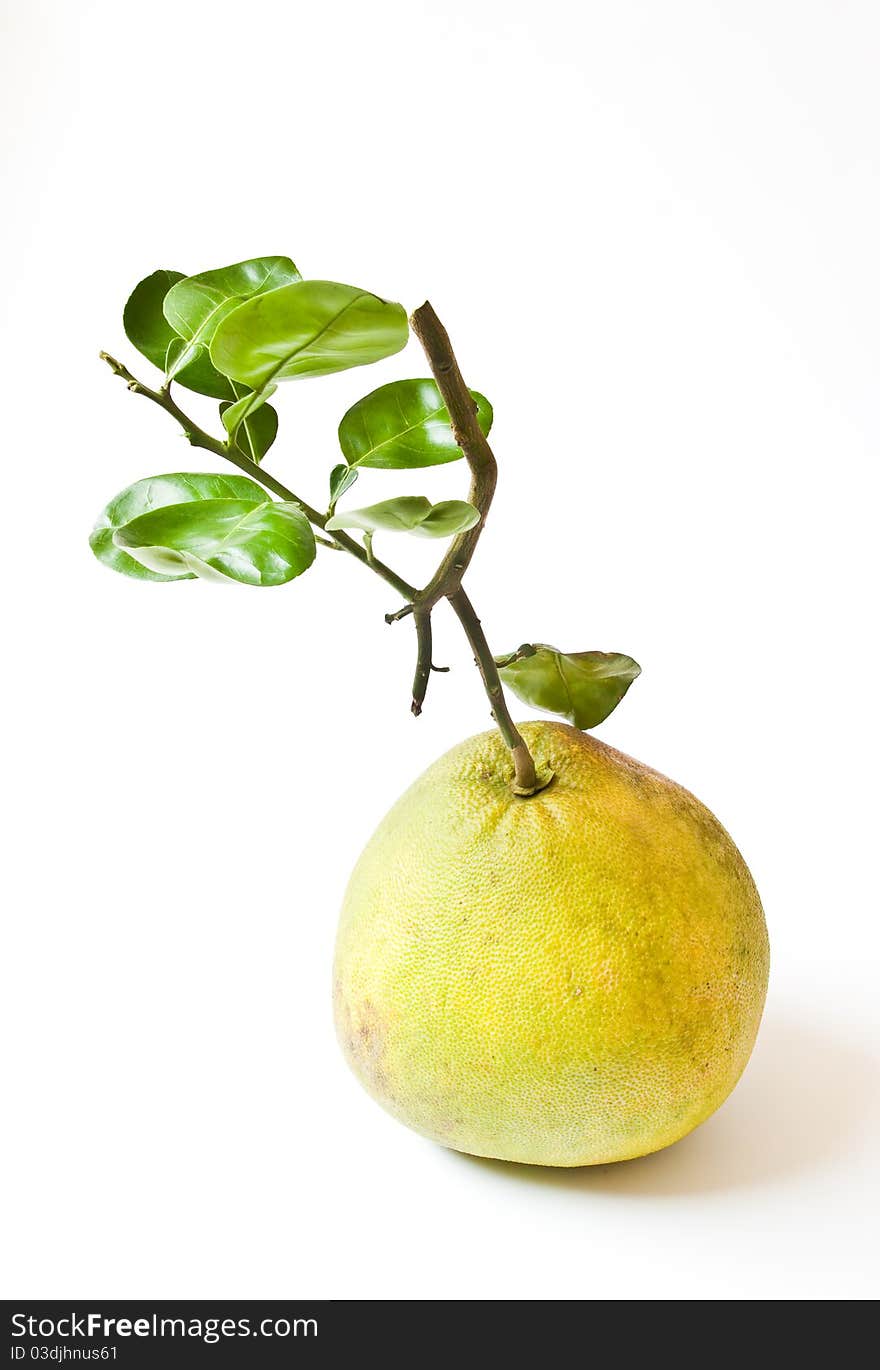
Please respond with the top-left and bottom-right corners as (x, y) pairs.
(407, 307), (542, 793)
(409, 303), (497, 611)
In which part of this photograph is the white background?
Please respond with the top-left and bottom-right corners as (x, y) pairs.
(2, 0), (878, 1300)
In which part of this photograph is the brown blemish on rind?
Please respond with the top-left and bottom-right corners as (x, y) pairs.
(334, 987), (392, 1097)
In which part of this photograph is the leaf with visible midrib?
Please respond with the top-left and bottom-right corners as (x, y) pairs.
(326, 496), (480, 538)
(209, 280), (409, 389)
(338, 378), (493, 469)
(496, 645), (641, 730)
(89, 472), (270, 581)
(123, 269), (239, 400)
(329, 464), (358, 507)
(113, 497), (316, 587)
(163, 256), (301, 380)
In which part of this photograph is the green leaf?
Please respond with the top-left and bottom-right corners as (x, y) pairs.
(209, 280), (409, 389)
(220, 390), (278, 463)
(329, 463), (358, 507)
(113, 499), (316, 587)
(123, 270), (181, 371)
(338, 378), (493, 469)
(122, 269), (239, 400)
(163, 256), (301, 380)
(417, 501), (482, 538)
(89, 472), (270, 581)
(326, 496), (479, 538)
(219, 383), (278, 443)
(496, 646), (641, 729)
(327, 495), (431, 534)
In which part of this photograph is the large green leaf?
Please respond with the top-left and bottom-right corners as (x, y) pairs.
(113, 498), (316, 587)
(496, 646), (641, 729)
(122, 269), (239, 399)
(89, 472), (269, 581)
(209, 280), (409, 389)
(220, 390), (278, 463)
(163, 256), (301, 381)
(326, 496), (479, 538)
(338, 378), (493, 469)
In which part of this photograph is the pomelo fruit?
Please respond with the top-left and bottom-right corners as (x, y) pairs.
(333, 721), (769, 1167)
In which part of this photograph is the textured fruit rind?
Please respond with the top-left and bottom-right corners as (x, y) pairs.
(333, 722), (769, 1167)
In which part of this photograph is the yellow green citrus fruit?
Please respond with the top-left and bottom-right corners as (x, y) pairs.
(333, 721), (769, 1167)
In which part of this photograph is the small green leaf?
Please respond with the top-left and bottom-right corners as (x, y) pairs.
(89, 472), (269, 581)
(219, 383), (278, 443)
(417, 501), (482, 538)
(122, 269), (239, 400)
(209, 280), (409, 389)
(163, 256), (301, 380)
(327, 495), (431, 534)
(329, 463), (358, 507)
(338, 378), (493, 469)
(326, 496), (479, 538)
(113, 498), (316, 587)
(220, 391), (278, 463)
(496, 645), (641, 730)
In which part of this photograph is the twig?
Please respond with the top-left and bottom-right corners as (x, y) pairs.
(409, 304), (496, 611)
(411, 609), (433, 715)
(448, 590), (542, 795)
(385, 604), (414, 624)
(100, 353), (416, 603)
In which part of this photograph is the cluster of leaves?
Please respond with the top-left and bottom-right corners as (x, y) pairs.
(93, 256), (486, 585)
(92, 255), (639, 732)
